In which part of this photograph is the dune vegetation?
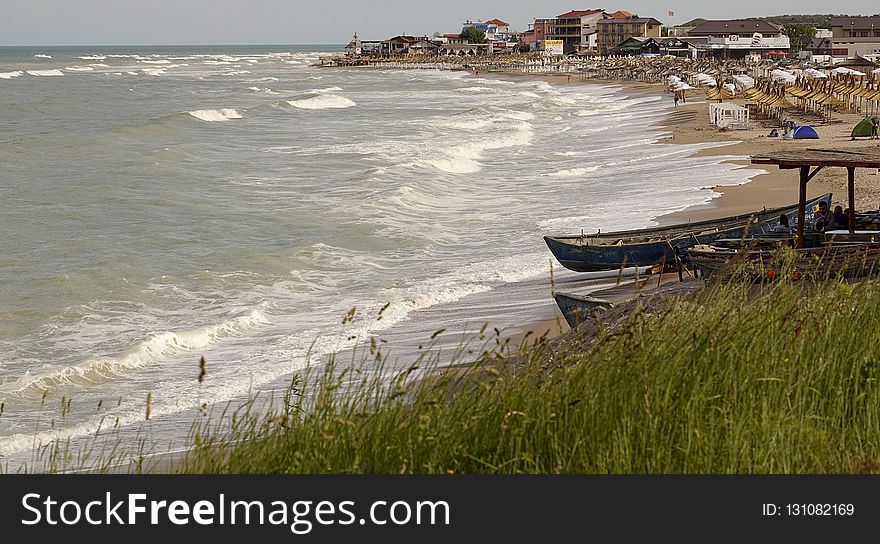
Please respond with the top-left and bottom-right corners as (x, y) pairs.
(173, 263), (880, 474)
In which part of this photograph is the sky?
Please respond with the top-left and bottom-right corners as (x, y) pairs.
(1, 0), (878, 46)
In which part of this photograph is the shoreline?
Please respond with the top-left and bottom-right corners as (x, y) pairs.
(477, 69), (880, 344)
(488, 70), (880, 221)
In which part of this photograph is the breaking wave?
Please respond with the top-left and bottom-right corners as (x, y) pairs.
(0, 71), (23, 79)
(247, 86), (278, 95)
(27, 69), (64, 77)
(542, 166), (600, 178)
(287, 94), (356, 110)
(420, 123), (534, 174)
(0, 309), (271, 397)
(306, 86), (343, 94)
(187, 108), (243, 122)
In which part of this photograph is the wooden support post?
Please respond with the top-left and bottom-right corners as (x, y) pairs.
(797, 166), (808, 249)
(848, 167), (856, 234)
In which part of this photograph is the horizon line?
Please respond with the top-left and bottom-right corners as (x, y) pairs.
(0, 43), (345, 48)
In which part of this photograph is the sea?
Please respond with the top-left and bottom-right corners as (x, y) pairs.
(0, 45), (757, 469)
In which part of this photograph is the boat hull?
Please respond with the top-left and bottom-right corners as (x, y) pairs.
(544, 194), (832, 273)
(544, 237), (674, 272)
(689, 243), (880, 279)
(553, 293), (613, 328)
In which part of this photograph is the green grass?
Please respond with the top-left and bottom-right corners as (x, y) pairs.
(175, 268), (880, 474)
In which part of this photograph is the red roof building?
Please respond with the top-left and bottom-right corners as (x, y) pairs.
(548, 8), (607, 54)
(556, 9), (603, 19)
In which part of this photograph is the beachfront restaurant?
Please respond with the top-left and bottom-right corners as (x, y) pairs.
(608, 36), (705, 58)
(609, 36), (660, 56)
(700, 34), (791, 59)
(658, 37), (706, 59)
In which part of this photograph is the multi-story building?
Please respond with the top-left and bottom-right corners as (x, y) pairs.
(461, 20), (503, 41)
(461, 18), (519, 52)
(527, 19), (551, 51)
(546, 9), (606, 54)
(380, 35), (417, 55)
(831, 16), (880, 38)
(686, 20), (790, 58)
(667, 25), (697, 37)
(379, 35), (438, 55)
(687, 19), (784, 39)
(596, 16), (663, 56)
(485, 19), (511, 35)
(829, 16), (880, 58)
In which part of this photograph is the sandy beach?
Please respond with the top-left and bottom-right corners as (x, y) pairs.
(493, 70), (880, 343)
(525, 73), (880, 219)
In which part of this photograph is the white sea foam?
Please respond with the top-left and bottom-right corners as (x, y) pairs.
(287, 95), (356, 110)
(141, 59), (171, 64)
(0, 56), (762, 464)
(78, 55), (106, 61)
(187, 108), (243, 122)
(34, 54), (52, 59)
(27, 69), (64, 77)
(65, 66), (95, 72)
(306, 86), (343, 94)
(429, 117), (495, 131)
(0, 71), (23, 79)
(247, 86), (279, 95)
(457, 86), (496, 93)
(422, 123), (533, 174)
(142, 68), (166, 76)
(0, 309), (270, 397)
(90, 63), (111, 68)
(501, 110), (536, 121)
(542, 166), (599, 178)
(574, 95), (662, 117)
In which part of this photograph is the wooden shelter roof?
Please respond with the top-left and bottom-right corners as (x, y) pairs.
(752, 149), (880, 169)
(752, 149), (880, 246)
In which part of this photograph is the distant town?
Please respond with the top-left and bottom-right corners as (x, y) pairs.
(342, 11), (880, 63)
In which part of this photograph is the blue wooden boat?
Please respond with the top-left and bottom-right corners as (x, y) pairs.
(553, 293), (613, 329)
(544, 194), (831, 272)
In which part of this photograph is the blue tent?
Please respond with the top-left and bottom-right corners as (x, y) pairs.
(792, 125), (819, 139)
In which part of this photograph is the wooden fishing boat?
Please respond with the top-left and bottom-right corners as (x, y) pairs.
(543, 194), (831, 272)
(553, 293), (613, 328)
(688, 241), (880, 279)
(688, 149), (880, 279)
